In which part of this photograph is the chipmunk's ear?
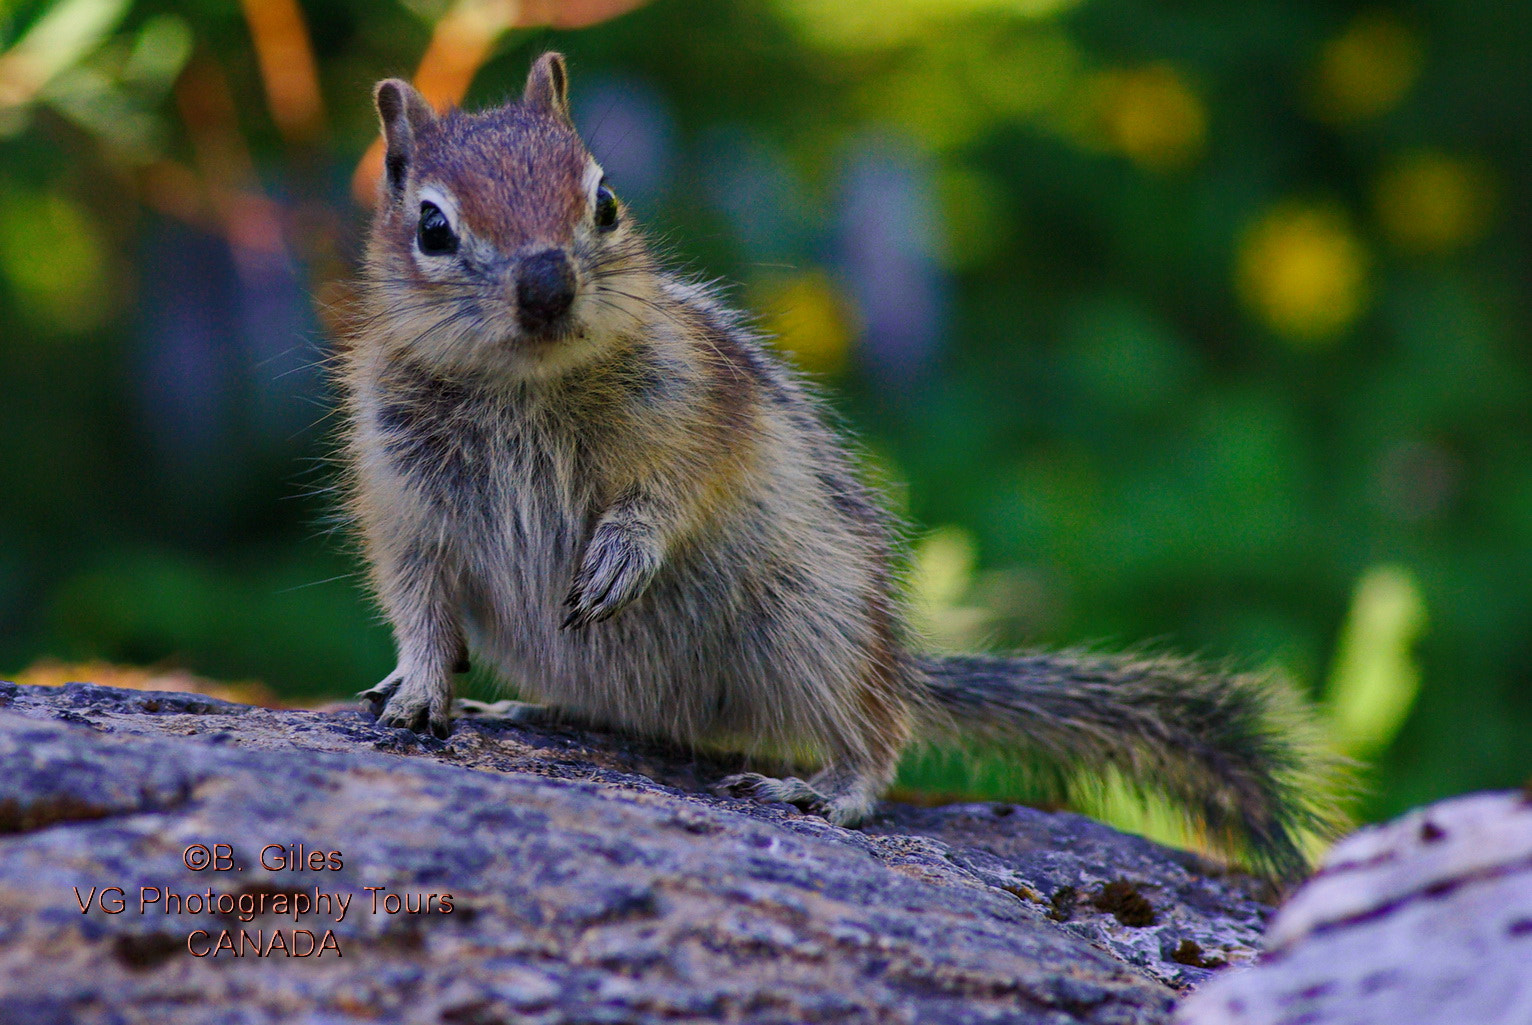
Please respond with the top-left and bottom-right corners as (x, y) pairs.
(523, 52), (572, 125)
(374, 78), (436, 198)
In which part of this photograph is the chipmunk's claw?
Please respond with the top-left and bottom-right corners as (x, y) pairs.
(563, 521), (659, 630)
(361, 671), (451, 738)
(357, 677), (399, 716)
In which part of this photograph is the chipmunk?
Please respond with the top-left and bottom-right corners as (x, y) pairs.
(338, 52), (1343, 879)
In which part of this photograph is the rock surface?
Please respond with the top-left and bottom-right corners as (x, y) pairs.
(0, 680), (1276, 1025)
(1177, 789), (1532, 1025)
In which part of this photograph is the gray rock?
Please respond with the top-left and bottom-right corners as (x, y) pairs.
(0, 681), (1274, 1024)
(1176, 790), (1532, 1025)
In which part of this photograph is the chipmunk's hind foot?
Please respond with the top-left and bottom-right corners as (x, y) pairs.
(716, 771), (879, 826)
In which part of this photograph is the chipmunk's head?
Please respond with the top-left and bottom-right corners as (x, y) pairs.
(365, 53), (652, 378)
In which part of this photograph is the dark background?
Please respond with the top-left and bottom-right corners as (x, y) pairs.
(1, 0), (1528, 843)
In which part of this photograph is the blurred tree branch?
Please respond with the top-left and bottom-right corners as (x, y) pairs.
(237, 0), (325, 146)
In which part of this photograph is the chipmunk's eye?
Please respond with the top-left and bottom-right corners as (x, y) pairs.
(594, 181), (619, 231)
(417, 202), (458, 256)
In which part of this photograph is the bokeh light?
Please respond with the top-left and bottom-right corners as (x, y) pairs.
(756, 270), (855, 376)
(0, 187), (113, 333)
(1236, 202), (1370, 344)
(1374, 150), (1496, 255)
(1311, 11), (1422, 124)
(1088, 64), (1206, 172)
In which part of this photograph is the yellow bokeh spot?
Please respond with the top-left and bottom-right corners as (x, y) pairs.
(758, 270), (854, 375)
(1312, 11), (1422, 124)
(1374, 150), (1496, 254)
(1236, 202), (1370, 344)
(1091, 64), (1207, 171)
(0, 187), (112, 333)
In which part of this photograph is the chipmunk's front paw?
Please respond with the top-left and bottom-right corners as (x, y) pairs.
(562, 521), (659, 630)
(359, 672), (451, 739)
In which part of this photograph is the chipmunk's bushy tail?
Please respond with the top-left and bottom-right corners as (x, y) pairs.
(916, 652), (1348, 881)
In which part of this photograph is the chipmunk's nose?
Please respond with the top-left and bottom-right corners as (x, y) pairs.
(516, 248), (576, 332)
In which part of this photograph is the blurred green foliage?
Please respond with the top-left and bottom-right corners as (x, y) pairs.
(0, 0), (1528, 829)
